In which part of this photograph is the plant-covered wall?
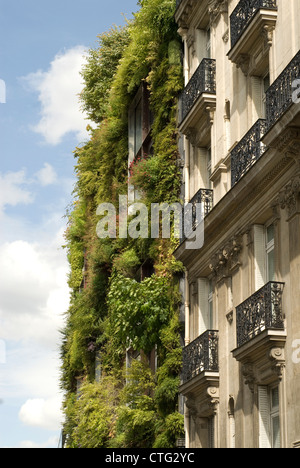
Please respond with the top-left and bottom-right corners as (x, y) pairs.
(61, 0), (185, 448)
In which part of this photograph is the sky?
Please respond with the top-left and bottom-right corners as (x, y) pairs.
(0, 0), (139, 449)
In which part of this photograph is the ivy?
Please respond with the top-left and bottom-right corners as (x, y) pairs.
(61, 0), (185, 449)
(106, 273), (173, 354)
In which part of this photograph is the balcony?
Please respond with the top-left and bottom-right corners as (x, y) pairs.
(265, 50), (300, 132)
(230, 0), (277, 49)
(181, 188), (213, 243)
(236, 281), (285, 348)
(178, 59), (216, 135)
(228, 0), (277, 72)
(231, 119), (267, 186)
(233, 282), (286, 386)
(181, 330), (219, 386)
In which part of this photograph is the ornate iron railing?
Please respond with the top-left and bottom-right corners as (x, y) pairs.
(182, 330), (219, 384)
(230, 0), (277, 48)
(236, 281), (285, 348)
(266, 50), (300, 130)
(231, 119), (267, 186)
(179, 59), (216, 124)
(181, 188), (213, 243)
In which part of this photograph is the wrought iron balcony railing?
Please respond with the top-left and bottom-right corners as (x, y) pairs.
(181, 188), (213, 243)
(182, 330), (219, 385)
(231, 119), (267, 186)
(230, 0), (277, 49)
(266, 50), (300, 130)
(179, 59), (216, 124)
(236, 281), (285, 348)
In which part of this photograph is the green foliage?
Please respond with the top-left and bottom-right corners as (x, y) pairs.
(61, 0), (185, 449)
(80, 26), (130, 124)
(64, 377), (120, 448)
(106, 273), (172, 354)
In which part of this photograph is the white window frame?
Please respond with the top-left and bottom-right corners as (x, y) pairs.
(258, 385), (281, 449)
(253, 223), (275, 290)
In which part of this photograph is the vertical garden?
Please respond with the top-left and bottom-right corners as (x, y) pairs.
(60, 0), (185, 448)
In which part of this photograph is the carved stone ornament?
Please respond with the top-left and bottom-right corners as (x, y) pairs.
(207, 386), (220, 414)
(262, 25), (275, 49)
(209, 235), (243, 280)
(269, 347), (285, 381)
(242, 363), (256, 393)
(278, 175), (300, 219)
(208, 0), (228, 26)
(236, 54), (251, 76)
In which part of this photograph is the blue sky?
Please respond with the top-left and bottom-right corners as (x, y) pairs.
(0, 0), (139, 448)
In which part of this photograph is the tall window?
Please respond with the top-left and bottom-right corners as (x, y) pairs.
(134, 99), (142, 155)
(207, 147), (212, 189)
(198, 278), (214, 334)
(206, 28), (211, 58)
(262, 73), (270, 119)
(253, 223), (276, 290)
(258, 385), (280, 448)
(266, 224), (275, 282)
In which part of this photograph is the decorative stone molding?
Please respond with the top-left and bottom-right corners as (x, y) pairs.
(278, 175), (300, 220)
(262, 24), (275, 48)
(239, 345), (286, 393)
(269, 347), (285, 381)
(185, 385), (220, 419)
(209, 234), (243, 280)
(242, 363), (256, 393)
(226, 310), (234, 325)
(208, 0), (228, 26)
(236, 54), (251, 76)
(207, 386), (220, 414)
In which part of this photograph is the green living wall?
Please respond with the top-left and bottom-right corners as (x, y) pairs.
(61, 0), (185, 448)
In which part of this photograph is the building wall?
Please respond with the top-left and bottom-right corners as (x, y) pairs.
(175, 0), (300, 448)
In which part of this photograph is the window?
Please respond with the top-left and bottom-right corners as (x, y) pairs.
(208, 280), (213, 329)
(266, 224), (275, 282)
(206, 28), (211, 59)
(208, 417), (215, 449)
(207, 147), (212, 189)
(253, 223), (276, 290)
(134, 99), (142, 155)
(262, 73), (270, 118)
(258, 385), (280, 448)
(198, 278), (214, 334)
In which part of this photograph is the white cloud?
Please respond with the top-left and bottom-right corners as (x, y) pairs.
(19, 436), (60, 449)
(19, 397), (63, 431)
(23, 46), (93, 145)
(0, 170), (34, 214)
(35, 163), (57, 186)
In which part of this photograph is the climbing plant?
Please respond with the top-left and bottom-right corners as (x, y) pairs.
(61, 0), (185, 449)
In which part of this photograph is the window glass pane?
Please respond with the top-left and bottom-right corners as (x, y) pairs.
(268, 250), (275, 282)
(272, 415), (280, 448)
(267, 224), (274, 244)
(271, 387), (279, 409)
(135, 100), (142, 154)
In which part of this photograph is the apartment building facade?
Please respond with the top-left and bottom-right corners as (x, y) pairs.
(175, 0), (300, 448)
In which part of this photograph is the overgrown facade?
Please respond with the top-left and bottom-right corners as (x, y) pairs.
(60, 0), (186, 449)
(175, 0), (300, 448)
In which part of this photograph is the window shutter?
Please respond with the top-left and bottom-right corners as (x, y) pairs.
(208, 417), (215, 449)
(258, 386), (271, 448)
(251, 76), (263, 121)
(254, 225), (266, 290)
(198, 278), (209, 335)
